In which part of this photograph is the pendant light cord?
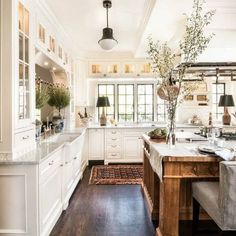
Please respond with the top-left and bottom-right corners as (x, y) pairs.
(106, 6), (109, 28)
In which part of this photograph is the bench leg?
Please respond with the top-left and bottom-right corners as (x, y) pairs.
(192, 198), (200, 236)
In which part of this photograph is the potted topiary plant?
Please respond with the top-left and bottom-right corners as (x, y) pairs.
(47, 83), (70, 132)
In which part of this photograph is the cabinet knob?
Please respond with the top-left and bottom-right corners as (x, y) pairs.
(65, 161), (68, 164)
(49, 162), (53, 166)
(111, 131), (116, 134)
(60, 164), (63, 167)
(74, 157), (77, 160)
(22, 135), (29, 140)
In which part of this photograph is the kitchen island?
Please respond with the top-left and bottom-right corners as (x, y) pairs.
(142, 134), (236, 236)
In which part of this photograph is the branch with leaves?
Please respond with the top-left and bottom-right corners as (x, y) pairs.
(147, 0), (215, 143)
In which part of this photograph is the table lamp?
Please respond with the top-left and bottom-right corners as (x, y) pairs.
(218, 94), (235, 125)
(96, 96), (110, 126)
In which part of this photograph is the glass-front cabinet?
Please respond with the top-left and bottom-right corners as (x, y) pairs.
(18, 2), (31, 122)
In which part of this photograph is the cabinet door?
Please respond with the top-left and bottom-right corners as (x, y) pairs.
(73, 152), (82, 178)
(88, 129), (104, 160)
(123, 135), (143, 161)
(39, 166), (62, 235)
(64, 159), (74, 194)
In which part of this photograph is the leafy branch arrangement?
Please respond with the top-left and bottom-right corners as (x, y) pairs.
(147, 0), (215, 143)
(35, 78), (50, 110)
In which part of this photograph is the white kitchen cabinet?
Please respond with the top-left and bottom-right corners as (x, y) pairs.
(63, 158), (74, 207)
(123, 133), (143, 162)
(39, 149), (63, 236)
(76, 59), (89, 106)
(103, 128), (152, 164)
(88, 129), (104, 160)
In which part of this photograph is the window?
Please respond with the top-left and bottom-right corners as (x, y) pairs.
(212, 83), (225, 120)
(118, 84), (134, 122)
(98, 84), (115, 120)
(157, 97), (167, 122)
(137, 84), (154, 122)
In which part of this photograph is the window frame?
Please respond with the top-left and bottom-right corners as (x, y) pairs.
(97, 84), (116, 120)
(212, 82), (225, 120)
(117, 84), (135, 122)
(96, 81), (159, 123)
(137, 84), (154, 122)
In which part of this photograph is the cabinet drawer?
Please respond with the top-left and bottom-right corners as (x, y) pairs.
(181, 162), (219, 178)
(106, 137), (122, 145)
(106, 152), (121, 159)
(106, 144), (122, 152)
(106, 129), (122, 138)
(14, 129), (35, 147)
(39, 149), (62, 183)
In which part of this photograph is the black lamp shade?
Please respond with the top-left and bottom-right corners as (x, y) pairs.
(96, 96), (110, 107)
(218, 95), (235, 107)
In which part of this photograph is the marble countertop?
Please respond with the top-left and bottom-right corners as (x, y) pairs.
(87, 123), (201, 129)
(0, 128), (86, 165)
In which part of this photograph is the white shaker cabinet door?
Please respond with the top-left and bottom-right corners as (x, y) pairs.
(88, 129), (104, 160)
(123, 134), (143, 162)
(39, 165), (62, 236)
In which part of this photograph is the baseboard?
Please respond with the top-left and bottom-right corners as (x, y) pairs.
(88, 160), (104, 166)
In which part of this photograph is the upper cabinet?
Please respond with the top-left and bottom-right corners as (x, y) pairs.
(17, 2), (33, 127)
(35, 19), (72, 71)
(88, 60), (154, 78)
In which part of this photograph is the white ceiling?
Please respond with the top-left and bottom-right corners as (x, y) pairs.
(43, 0), (153, 55)
(43, 0), (236, 60)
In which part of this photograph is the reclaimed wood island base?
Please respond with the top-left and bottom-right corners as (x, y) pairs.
(141, 136), (220, 236)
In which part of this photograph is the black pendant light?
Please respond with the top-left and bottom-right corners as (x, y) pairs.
(98, 0), (118, 50)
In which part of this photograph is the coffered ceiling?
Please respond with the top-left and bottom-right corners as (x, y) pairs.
(42, 0), (236, 60)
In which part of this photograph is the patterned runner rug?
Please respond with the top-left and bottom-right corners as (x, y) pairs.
(89, 165), (143, 185)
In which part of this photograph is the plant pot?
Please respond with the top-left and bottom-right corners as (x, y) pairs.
(35, 125), (42, 140)
(52, 116), (64, 133)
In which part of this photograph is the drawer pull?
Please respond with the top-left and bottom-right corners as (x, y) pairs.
(111, 154), (117, 156)
(111, 145), (117, 148)
(22, 135), (29, 140)
(74, 157), (77, 160)
(65, 161), (68, 164)
(111, 131), (116, 134)
(48, 161), (53, 166)
(60, 164), (63, 167)
(112, 138), (117, 141)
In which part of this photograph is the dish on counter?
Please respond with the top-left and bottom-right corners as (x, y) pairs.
(148, 128), (167, 139)
(198, 145), (225, 155)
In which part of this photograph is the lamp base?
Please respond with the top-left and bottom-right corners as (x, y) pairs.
(100, 109), (107, 126)
(222, 108), (231, 125)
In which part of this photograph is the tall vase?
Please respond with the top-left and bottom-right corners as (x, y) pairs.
(166, 109), (176, 149)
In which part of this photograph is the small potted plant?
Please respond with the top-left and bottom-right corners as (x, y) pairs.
(47, 83), (70, 132)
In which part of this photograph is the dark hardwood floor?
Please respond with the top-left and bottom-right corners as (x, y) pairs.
(50, 167), (234, 236)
